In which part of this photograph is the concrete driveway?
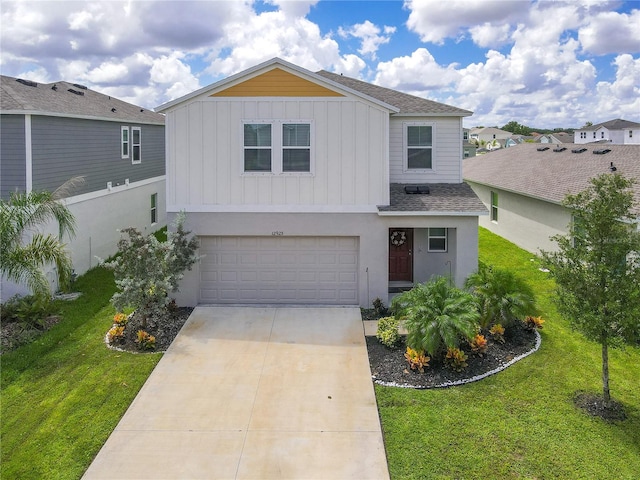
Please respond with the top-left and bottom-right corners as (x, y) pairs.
(83, 306), (389, 480)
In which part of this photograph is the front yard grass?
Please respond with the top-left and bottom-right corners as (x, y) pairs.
(1, 267), (161, 480)
(377, 227), (640, 479)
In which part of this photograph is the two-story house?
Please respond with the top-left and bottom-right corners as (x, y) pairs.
(156, 58), (486, 307)
(574, 119), (640, 145)
(1, 75), (166, 299)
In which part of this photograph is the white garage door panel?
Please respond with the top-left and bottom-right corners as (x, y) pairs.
(199, 236), (359, 304)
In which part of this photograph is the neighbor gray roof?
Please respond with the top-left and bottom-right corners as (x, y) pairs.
(1, 75), (164, 125)
(463, 143), (640, 214)
(315, 71), (472, 117)
(378, 183), (487, 215)
(577, 119), (640, 131)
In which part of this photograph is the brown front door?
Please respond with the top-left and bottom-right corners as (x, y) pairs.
(389, 228), (413, 282)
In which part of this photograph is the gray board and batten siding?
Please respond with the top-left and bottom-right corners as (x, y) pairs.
(0, 114), (27, 199)
(30, 116), (165, 196)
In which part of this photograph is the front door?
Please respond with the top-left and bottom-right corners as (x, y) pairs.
(389, 228), (413, 282)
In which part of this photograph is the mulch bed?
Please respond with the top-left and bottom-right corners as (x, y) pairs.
(573, 391), (627, 422)
(107, 307), (193, 353)
(366, 321), (540, 389)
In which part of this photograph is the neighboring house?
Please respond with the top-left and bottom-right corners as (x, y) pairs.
(463, 128), (476, 158)
(1, 75), (166, 299)
(574, 119), (640, 145)
(547, 132), (573, 144)
(469, 127), (512, 145)
(463, 143), (640, 254)
(156, 58), (486, 307)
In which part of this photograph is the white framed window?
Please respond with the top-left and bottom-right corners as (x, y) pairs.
(404, 123), (434, 171)
(428, 228), (447, 252)
(243, 120), (312, 174)
(601, 131), (605, 138)
(491, 191), (498, 222)
(630, 130), (633, 138)
(150, 193), (157, 224)
(121, 126), (129, 159)
(593, 132), (596, 139)
(132, 127), (141, 164)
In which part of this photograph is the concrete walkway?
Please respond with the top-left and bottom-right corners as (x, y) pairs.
(83, 306), (389, 480)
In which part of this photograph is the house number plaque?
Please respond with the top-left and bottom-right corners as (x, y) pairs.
(271, 231), (284, 236)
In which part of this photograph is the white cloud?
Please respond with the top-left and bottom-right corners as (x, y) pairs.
(468, 23), (512, 48)
(579, 9), (640, 55)
(266, 0), (319, 18)
(338, 20), (396, 59)
(405, 0), (524, 45)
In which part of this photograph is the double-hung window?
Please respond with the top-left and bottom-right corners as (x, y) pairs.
(150, 193), (157, 224)
(428, 228), (447, 252)
(491, 191), (499, 222)
(405, 123), (433, 170)
(121, 126), (129, 159)
(243, 121), (311, 174)
(132, 127), (141, 164)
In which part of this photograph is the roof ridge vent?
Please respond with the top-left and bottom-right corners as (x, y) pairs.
(16, 78), (37, 87)
(537, 146), (549, 151)
(67, 88), (85, 96)
(72, 83), (88, 90)
(593, 148), (611, 155)
(571, 148), (587, 153)
(553, 147), (567, 152)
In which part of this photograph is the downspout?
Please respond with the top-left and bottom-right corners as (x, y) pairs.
(25, 114), (32, 193)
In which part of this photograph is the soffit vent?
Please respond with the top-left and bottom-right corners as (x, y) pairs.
(67, 88), (85, 96)
(571, 148), (587, 154)
(73, 83), (88, 90)
(16, 78), (37, 87)
(404, 185), (430, 194)
(593, 148), (611, 155)
(537, 146), (549, 151)
(553, 147), (567, 152)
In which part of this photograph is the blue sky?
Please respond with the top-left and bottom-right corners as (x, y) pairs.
(1, 0), (638, 128)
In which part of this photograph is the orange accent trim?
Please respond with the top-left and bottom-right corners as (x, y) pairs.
(210, 68), (344, 97)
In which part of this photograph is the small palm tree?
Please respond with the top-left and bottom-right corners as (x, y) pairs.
(465, 262), (537, 329)
(391, 276), (479, 357)
(1, 178), (82, 297)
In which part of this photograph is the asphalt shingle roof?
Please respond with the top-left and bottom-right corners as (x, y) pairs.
(463, 143), (640, 214)
(315, 70), (472, 116)
(378, 183), (487, 214)
(1, 75), (164, 125)
(578, 118), (640, 131)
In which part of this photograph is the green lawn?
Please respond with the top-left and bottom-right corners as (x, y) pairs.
(377, 228), (640, 479)
(2, 228), (639, 479)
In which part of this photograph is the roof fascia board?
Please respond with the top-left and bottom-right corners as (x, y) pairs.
(377, 210), (489, 217)
(0, 109), (164, 125)
(155, 57), (399, 113)
(392, 112), (472, 118)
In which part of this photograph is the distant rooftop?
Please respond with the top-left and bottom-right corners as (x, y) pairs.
(577, 118), (640, 131)
(1, 75), (164, 125)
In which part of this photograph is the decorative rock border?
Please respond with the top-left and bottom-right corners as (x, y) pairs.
(373, 330), (542, 389)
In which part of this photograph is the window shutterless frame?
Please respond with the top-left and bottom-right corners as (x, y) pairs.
(131, 127), (141, 164)
(404, 122), (434, 171)
(491, 191), (499, 222)
(121, 126), (129, 159)
(428, 228), (447, 252)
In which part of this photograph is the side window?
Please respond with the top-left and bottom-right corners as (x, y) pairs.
(244, 123), (272, 172)
(406, 124), (433, 170)
(121, 126), (129, 159)
(150, 193), (157, 224)
(132, 127), (141, 164)
(282, 123), (310, 172)
(428, 228), (447, 252)
(491, 191), (499, 222)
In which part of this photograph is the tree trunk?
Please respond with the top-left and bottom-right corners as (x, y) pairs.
(602, 341), (610, 404)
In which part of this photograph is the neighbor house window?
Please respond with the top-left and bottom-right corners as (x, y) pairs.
(244, 123), (272, 172)
(629, 130), (633, 138)
(405, 123), (433, 170)
(593, 132), (596, 139)
(601, 131), (605, 138)
(282, 123), (310, 172)
(463, 131), (468, 140)
(428, 228), (447, 252)
(121, 126), (129, 159)
(132, 127), (141, 164)
(150, 193), (157, 224)
(491, 191), (499, 222)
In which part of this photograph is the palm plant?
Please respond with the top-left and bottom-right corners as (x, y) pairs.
(465, 262), (537, 329)
(391, 276), (479, 357)
(1, 178), (82, 297)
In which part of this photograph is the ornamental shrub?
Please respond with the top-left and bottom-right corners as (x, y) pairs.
(104, 212), (199, 325)
(376, 316), (400, 348)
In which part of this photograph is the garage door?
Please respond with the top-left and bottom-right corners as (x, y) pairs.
(199, 236), (359, 304)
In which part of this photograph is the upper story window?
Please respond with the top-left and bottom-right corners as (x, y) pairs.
(243, 121), (312, 174)
(580, 132), (586, 139)
(593, 132), (596, 138)
(132, 127), (141, 164)
(405, 123), (433, 171)
(244, 123), (272, 172)
(463, 131), (468, 140)
(491, 191), (499, 222)
(601, 131), (605, 138)
(630, 130), (634, 138)
(121, 126), (129, 159)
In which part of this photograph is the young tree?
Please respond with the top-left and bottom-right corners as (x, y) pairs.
(0, 178), (81, 297)
(541, 173), (640, 404)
